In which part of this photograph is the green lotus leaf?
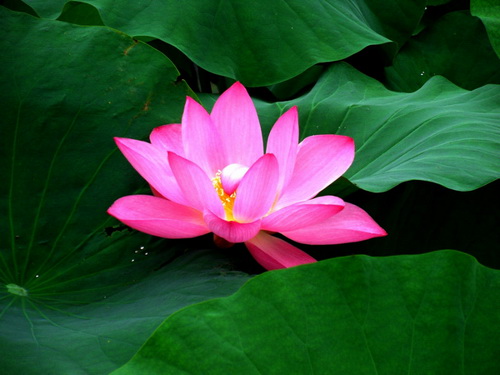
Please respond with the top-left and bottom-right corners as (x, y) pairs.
(113, 250), (500, 374)
(472, 0), (500, 58)
(20, 0), (427, 85)
(249, 63), (500, 192)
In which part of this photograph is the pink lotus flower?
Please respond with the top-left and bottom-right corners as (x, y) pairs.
(108, 83), (386, 270)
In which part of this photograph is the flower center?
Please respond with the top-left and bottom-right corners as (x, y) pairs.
(212, 164), (249, 221)
(212, 171), (237, 221)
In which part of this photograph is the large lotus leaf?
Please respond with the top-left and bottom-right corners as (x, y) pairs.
(249, 63), (500, 192)
(385, 11), (500, 92)
(112, 250), (500, 374)
(0, 245), (250, 375)
(0, 8), (250, 374)
(20, 0), (427, 85)
(472, 0), (500, 58)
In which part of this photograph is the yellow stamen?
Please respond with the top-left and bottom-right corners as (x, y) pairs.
(212, 171), (236, 221)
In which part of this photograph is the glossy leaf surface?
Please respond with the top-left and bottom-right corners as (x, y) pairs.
(21, 0), (427, 85)
(113, 251), (500, 375)
(248, 63), (500, 192)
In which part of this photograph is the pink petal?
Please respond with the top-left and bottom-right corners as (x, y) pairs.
(210, 82), (263, 166)
(149, 185), (165, 198)
(182, 97), (226, 176)
(114, 137), (187, 205)
(203, 210), (261, 243)
(220, 163), (249, 195)
(150, 124), (184, 156)
(266, 106), (299, 195)
(168, 152), (224, 217)
(245, 232), (316, 270)
(233, 154), (279, 223)
(262, 196), (345, 232)
(281, 203), (387, 245)
(108, 195), (209, 238)
(277, 135), (355, 208)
